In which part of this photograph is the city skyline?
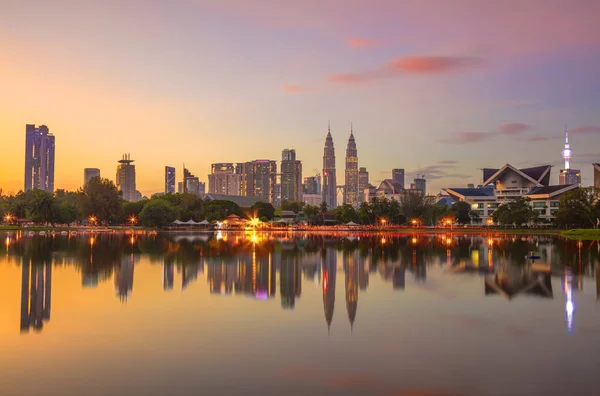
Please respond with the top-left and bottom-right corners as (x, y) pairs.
(2, 1), (600, 195)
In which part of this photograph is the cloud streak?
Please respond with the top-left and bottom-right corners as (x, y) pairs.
(283, 84), (313, 93)
(328, 56), (484, 84)
(438, 123), (533, 144)
(345, 37), (382, 48)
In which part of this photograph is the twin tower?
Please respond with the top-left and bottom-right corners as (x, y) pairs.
(322, 123), (359, 209)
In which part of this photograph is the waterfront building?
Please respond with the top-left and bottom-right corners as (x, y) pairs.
(368, 179), (403, 202)
(165, 166), (176, 194)
(84, 168), (100, 188)
(392, 169), (405, 188)
(445, 164), (578, 223)
(358, 167), (369, 201)
(344, 128), (359, 206)
(559, 127), (581, 186)
(24, 124), (55, 193)
(322, 124), (337, 209)
(281, 149), (303, 202)
(116, 154), (137, 202)
(303, 175), (321, 195)
(208, 163), (242, 196)
(594, 163), (600, 189)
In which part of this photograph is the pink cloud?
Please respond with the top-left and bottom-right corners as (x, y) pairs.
(283, 84), (312, 93)
(345, 37), (381, 48)
(526, 136), (554, 142)
(571, 125), (600, 135)
(329, 55), (483, 84)
(498, 123), (532, 136)
(437, 132), (489, 144)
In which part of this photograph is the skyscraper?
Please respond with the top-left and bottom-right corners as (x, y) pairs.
(165, 166), (176, 194)
(559, 127), (581, 186)
(24, 124), (55, 193)
(344, 127), (359, 206)
(322, 124), (337, 209)
(84, 168), (100, 188)
(116, 154), (137, 202)
(303, 175), (321, 195)
(358, 167), (369, 202)
(183, 167), (202, 195)
(209, 163), (241, 195)
(594, 163), (600, 189)
(413, 176), (426, 194)
(281, 149), (303, 202)
(252, 160), (277, 203)
(392, 169), (405, 188)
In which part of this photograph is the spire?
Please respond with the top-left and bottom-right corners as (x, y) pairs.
(561, 124), (572, 170)
(349, 122), (355, 140)
(326, 121), (332, 139)
(565, 125), (569, 144)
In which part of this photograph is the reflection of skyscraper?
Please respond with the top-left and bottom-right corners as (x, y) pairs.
(280, 254), (302, 309)
(20, 258), (52, 332)
(344, 250), (358, 331)
(322, 249), (337, 333)
(115, 254), (135, 302)
(208, 262), (237, 295)
(358, 256), (369, 291)
(182, 264), (200, 291)
(393, 266), (406, 290)
(163, 261), (174, 290)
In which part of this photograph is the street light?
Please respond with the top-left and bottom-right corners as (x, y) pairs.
(4, 213), (14, 224)
(88, 215), (97, 226)
(128, 215), (137, 227)
(486, 218), (494, 226)
(411, 218), (419, 228)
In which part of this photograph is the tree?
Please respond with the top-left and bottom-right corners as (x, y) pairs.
(281, 200), (304, 213)
(139, 200), (178, 227)
(399, 190), (433, 220)
(303, 204), (320, 221)
(334, 203), (358, 223)
(555, 187), (600, 228)
(29, 189), (56, 224)
(252, 202), (275, 220)
(320, 201), (328, 213)
(452, 201), (473, 225)
(123, 200), (148, 221)
(82, 178), (123, 224)
(357, 201), (374, 225)
(492, 197), (538, 227)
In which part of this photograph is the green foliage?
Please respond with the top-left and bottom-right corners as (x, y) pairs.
(139, 200), (178, 228)
(423, 204), (450, 226)
(452, 201), (473, 225)
(492, 197), (538, 227)
(334, 203), (359, 223)
(123, 200), (147, 219)
(319, 201), (328, 213)
(281, 200), (305, 213)
(82, 178), (124, 224)
(252, 201), (275, 220)
(399, 190), (433, 220)
(554, 187), (600, 228)
(202, 200), (241, 221)
(303, 205), (320, 220)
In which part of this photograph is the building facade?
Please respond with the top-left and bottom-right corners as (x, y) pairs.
(344, 130), (359, 206)
(84, 168), (100, 188)
(413, 177), (426, 194)
(24, 124), (55, 193)
(183, 167), (203, 195)
(303, 175), (321, 195)
(252, 160), (277, 204)
(208, 163), (241, 196)
(358, 167), (369, 202)
(445, 164), (577, 223)
(559, 169), (581, 186)
(594, 163), (600, 189)
(116, 154), (136, 202)
(392, 169), (404, 188)
(165, 166), (176, 194)
(281, 149), (303, 202)
(322, 126), (337, 209)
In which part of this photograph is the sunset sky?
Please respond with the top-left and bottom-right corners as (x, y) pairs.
(1, 0), (599, 196)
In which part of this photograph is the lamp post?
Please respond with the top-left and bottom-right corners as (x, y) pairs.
(128, 215), (137, 227)
(4, 213), (14, 225)
(88, 215), (97, 227)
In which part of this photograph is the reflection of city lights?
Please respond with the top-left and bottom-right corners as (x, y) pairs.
(216, 231), (223, 241)
(381, 237), (386, 244)
(411, 237), (417, 245)
(487, 238), (493, 246)
(251, 234), (259, 244)
(89, 236), (95, 247)
(563, 272), (575, 334)
(5, 236), (10, 249)
(129, 235), (135, 246)
(446, 238), (452, 246)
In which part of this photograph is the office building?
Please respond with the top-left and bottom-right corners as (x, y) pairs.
(559, 127), (581, 186)
(281, 149), (303, 202)
(302, 194), (322, 207)
(84, 168), (100, 188)
(236, 162), (253, 197)
(252, 160), (277, 204)
(209, 163), (242, 196)
(358, 167), (369, 201)
(344, 128), (359, 205)
(392, 169), (405, 188)
(24, 124), (55, 193)
(177, 182), (183, 194)
(165, 166), (176, 194)
(116, 154), (137, 202)
(304, 175), (320, 195)
(183, 167), (202, 195)
(413, 176), (426, 194)
(594, 163), (600, 189)
(322, 124), (337, 209)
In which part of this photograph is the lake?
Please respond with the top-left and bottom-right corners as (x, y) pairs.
(1, 230), (600, 396)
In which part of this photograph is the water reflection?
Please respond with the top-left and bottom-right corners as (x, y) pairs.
(2, 231), (600, 335)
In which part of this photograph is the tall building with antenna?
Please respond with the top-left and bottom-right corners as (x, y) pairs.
(344, 126), (359, 206)
(559, 126), (581, 186)
(24, 124), (55, 193)
(116, 154), (137, 201)
(322, 123), (337, 209)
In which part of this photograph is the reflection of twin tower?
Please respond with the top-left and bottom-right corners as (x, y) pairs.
(20, 258), (52, 332)
(323, 249), (367, 333)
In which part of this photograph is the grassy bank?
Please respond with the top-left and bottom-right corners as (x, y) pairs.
(560, 229), (600, 240)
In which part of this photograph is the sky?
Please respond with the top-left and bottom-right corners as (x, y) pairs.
(1, 0), (600, 197)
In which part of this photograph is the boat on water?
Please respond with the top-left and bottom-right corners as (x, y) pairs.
(60, 231), (68, 236)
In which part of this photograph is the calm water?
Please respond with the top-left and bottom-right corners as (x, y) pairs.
(2, 230), (600, 396)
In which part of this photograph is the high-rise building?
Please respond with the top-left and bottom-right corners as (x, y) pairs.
(183, 167), (203, 195)
(358, 167), (369, 202)
(344, 128), (359, 206)
(559, 127), (581, 186)
(413, 176), (426, 194)
(281, 149), (303, 202)
(304, 175), (321, 195)
(392, 169), (405, 188)
(209, 163), (242, 196)
(322, 124), (337, 209)
(252, 160), (277, 203)
(236, 162), (253, 197)
(116, 154), (137, 202)
(177, 182), (183, 194)
(165, 166), (176, 194)
(594, 163), (600, 189)
(24, 124), (55, 193)
(84, 168), (100, 188)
